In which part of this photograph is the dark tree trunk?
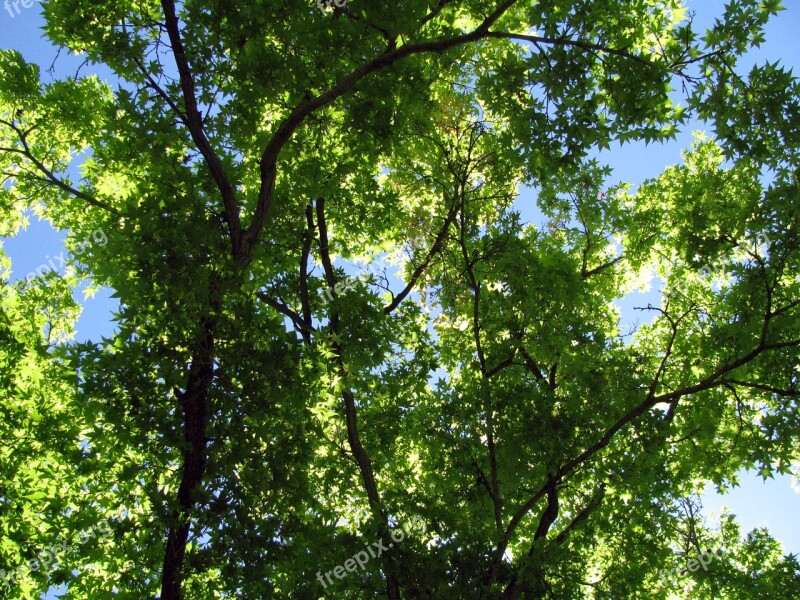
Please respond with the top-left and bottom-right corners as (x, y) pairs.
(160, 297), (219, 599)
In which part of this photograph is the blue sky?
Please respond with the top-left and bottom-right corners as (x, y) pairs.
(1, 1), (798, 597)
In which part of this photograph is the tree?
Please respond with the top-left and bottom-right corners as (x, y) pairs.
(1, 0), (799, 597)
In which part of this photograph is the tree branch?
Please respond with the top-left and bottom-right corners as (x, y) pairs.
(718, 379), (800, 397)
(299, 204), (315, 342)
(241, 0), (520, 263)
(383, 199), (459, 314)
(0, 120), (118, 215)
(256, 290), (314, 338)
(315, 198), (401, 600)
(502, 480), (559, 599)
(485, 329), (800, 590)
(582, 256), (624, 279)
(160, 0), (242, 259)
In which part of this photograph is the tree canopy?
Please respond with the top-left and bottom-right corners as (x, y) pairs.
(1, 0), (799, 598)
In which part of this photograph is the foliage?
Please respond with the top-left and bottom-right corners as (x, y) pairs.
(1, 0), (799, 598)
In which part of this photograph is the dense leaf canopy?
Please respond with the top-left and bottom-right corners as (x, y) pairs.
(1, 0), (799, 598)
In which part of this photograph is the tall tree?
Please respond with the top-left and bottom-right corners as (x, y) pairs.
(1, 0), (799, 598)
